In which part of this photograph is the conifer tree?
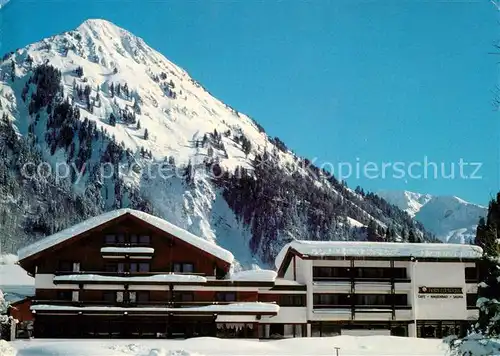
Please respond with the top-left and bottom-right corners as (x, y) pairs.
(474, 193), (500, 336)
(144, 128), (149, 140)
(408, 229), (418, 243)
(367, 220), (378, 241)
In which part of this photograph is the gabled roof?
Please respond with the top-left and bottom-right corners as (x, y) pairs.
(275, 240), (483, 269)
(17, 209), (234, 264)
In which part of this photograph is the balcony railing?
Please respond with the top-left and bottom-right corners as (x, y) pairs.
(313, 304), (412, 310)
(313, 277), (411, 283)
(32, 300), (257, 308)
(54, 271), (206, 277)
(102, 242), (152, 247)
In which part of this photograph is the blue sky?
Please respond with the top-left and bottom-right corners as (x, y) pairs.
(1, 0), (499, 205)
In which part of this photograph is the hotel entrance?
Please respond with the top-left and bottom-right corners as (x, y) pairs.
(416, 320), (468, 338)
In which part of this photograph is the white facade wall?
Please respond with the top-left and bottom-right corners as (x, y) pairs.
(261, 307), (307, 324)
(413, 262), (467, 320)
(283, 255), (478, 337)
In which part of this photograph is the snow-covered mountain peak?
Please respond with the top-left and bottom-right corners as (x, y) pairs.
(13, 19), (276, 170)
(377, 190), (432, 217)
(77, 18), (121, 32)
(377, 190), (486, 244)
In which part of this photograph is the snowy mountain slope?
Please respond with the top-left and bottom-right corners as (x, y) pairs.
(0, 0), (10, 9)
(0, 19), (434, 267)
(377, 190), (432, 217)
(377, 190), (486, 243)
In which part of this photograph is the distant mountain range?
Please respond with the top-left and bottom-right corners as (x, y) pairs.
(377, 190), (486, 244)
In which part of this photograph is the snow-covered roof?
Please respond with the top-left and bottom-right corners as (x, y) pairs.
(100, 247), (155, 254)
(18, 209), (234, 264)
(228, 269), (277, 282)
(273, 278), (304, 286)
(31, 302), (279, 314)
(275, 240), (483, 268)
(53, 273), (206, 284)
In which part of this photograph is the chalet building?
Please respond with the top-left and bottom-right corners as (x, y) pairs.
(17, 209), (293, 339)
(16, 209), (482, 339)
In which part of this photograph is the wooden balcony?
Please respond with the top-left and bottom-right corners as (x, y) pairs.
(100, 246), (155, 260)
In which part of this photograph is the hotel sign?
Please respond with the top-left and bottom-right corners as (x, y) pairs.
(418, 286), (464, 299)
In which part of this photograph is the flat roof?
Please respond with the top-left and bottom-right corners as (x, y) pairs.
(275, 240), (483, 268)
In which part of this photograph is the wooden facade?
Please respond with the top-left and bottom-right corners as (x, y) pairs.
(18, 210), (287, 339)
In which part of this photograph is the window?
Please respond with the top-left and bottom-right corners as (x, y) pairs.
(130, 263), (138, 273)
(129, 292), (137, 303)
(465, 267), (478, 282)
(392, 268), (407, 279)
(58, 261), (73, 272)
(269, 324), (284, 338)
(355, 294), (392, 306)
(311, 322), (341, 337)
(279, 295), (306, 307)
(105, 234), (116, 244)
(130, 262), (150, 273)
(105, 262), (125, 273)
(72, 262), (80, 272)
(393, 294), (408, 306)
(357, 268), (385, 279)
(467, 294), (477, 308)
(104, 234), (125, 244)
(139, 262), (150, 272)
(174, 292), (194, 302)
(356, 268), (407, 279)
(103, 291), (115, 303)
(72, 291), (79, 302)
(137, 291), (150, 303)
(216, 292), (236, 302)
(313, 267), (350, 279)
(183, 263), (194, 273)
(139, 235), (150, 245)
(173, 263), (195, 273)
(130, 234), (138, 244)
(57, 291), (73, 301)
(313, 293), (350, 306)
(356, 294), (384, 306)
(116, 291), (124, 303)
(321, 323), (341, 337)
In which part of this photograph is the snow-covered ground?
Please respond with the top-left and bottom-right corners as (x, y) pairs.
(0, 254), (34, 303)
(4, 336), (450, 356)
